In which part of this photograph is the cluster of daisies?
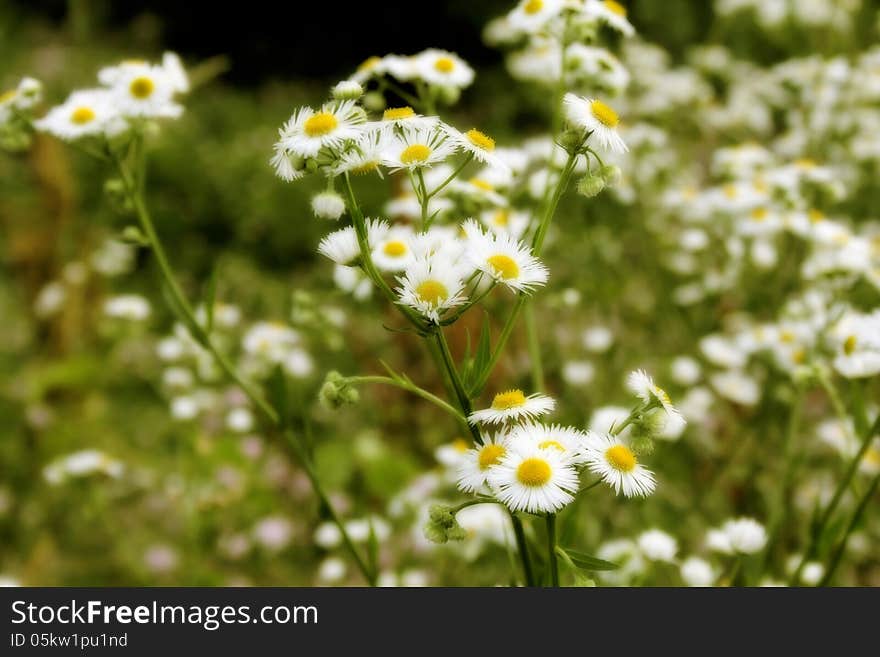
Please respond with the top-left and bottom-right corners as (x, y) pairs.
(272, 67), (629, 317)
(445, 369), (683, 515)
(15, 53), (189, 142)
(485, 1), (635, 93)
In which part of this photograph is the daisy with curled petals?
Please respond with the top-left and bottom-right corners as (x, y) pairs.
(270, 141), (305, 182)
(626, 369), (684, 423)
(413, 49), (475, 89)
(584, 432), (656, 498)
(317, 219), (388, 266)
(278, 100), (366, 159)
(464, 219), (549, 292)
(508, 0), (565, 35)
(381, 126), (458, 172)
(507, 422), (590, 465)
(563, 93), (628, 153)
(487, 440), (579, 514)
(396, 257), (467, 323)
(469, 389), (556, 426)
(331, 127), (391, 177)
(456, 433), (509, 493)
(442, 125), (510, 172)
(35, 89), (118, 141)
(581, 0), (636, 36)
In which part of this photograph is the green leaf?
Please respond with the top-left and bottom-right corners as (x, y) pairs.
(561, 548), (620, 571)
(465, 312), (492, 396)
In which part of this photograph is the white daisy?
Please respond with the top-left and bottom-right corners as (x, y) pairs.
(413, 49), (475, 89)
(563, 93), (628, 153)
(278, 100), (366, 159)
(372, 226), (417, 272)
(110, 62), (183, 119)
(35, 89), (117, 141)
(508, 0), (565, 34)
(626, 369), (683, 422)
(581, 0), (636, 36)
(468, 390), (556, 425)
(0, 76), (42, 122)
(637, 529), (678, 562)
(464, 219), (548, 293)
(331, 126), (392, 177)
(396, 257), (467, 322)
(456, 433), (510, 493)
(317, 219), (388, 265)
(442, 125), (510, 171)
(270, 141), (306, 182)
(479, 208), (531, 239)
(583, 432), (656, 498)
(487, 441), (579, 514)
(379, 106), (439, 132)
(506, 422), (590, 465)
(707, 518), (767, 555)
(381, 126), (458, 171)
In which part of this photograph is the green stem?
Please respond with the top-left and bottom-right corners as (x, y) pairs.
(790, 413), (880, 585)
(434, 329), (482, 445)
(546, 514), (559, 587)
(347, 375), (466, 423)
(532, 152), (578, 255)
(426, 153), (473, 200)
(818, 469), (880, 586)
(510, 512), (535, 587)
(342, 174), (427, 331)
(116, 156), (376, 586)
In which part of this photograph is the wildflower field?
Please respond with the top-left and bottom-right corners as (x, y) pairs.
(2, 0), (879, 587)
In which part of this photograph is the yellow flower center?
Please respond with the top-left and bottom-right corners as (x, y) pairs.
(466, 128), (495, 151)
(304, 112), (339, 137)
(863, 446), (880, 468)
(400, 143), (432, 164)
(653, 386), (672, 406)
(478, 444), (506, 470)
(351, 160), (379, 175)
(604, 0), (627, 16)
(470, 178), (494, 192)
(792, 349), (806, 364)
(750, 207), (768, 222)
(491, 389), (527, 410)
(493, 210), (510, 227)
(524, 0), (544, 14)
(0, 89), (17, 103)
(487, 254), (520, 280)
(539, 440), (565, 452)
(753, 178), (768, 193)
(452, 438), (469, 453)
(605, 445), (636, 472)
(383, 240), (408, 257)
(70, 107), (96, 125)
(383, 106), (415, 121)
(808, 209), (824, 223)
(434, 57), (456, 73)
(795, 158), (817, 170)
(129, 76), (155, 99)
(779, 330), (795, 343)
(590, 100), (619, 128)
(415, 279), (448, 306)
(723, 184), (738, 199)
(358, 56), (381, 71)
(843, 335), (857, 356)
(516, 458), (552, 487)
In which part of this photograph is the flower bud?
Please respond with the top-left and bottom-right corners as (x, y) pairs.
(577, 174), (606, 198)
(311, 191), (346, 220)
(362, 91), (386, 113)
(331, 80), (364, 101)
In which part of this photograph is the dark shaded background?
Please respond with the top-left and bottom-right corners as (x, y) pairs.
(7, 0), (714, 84)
